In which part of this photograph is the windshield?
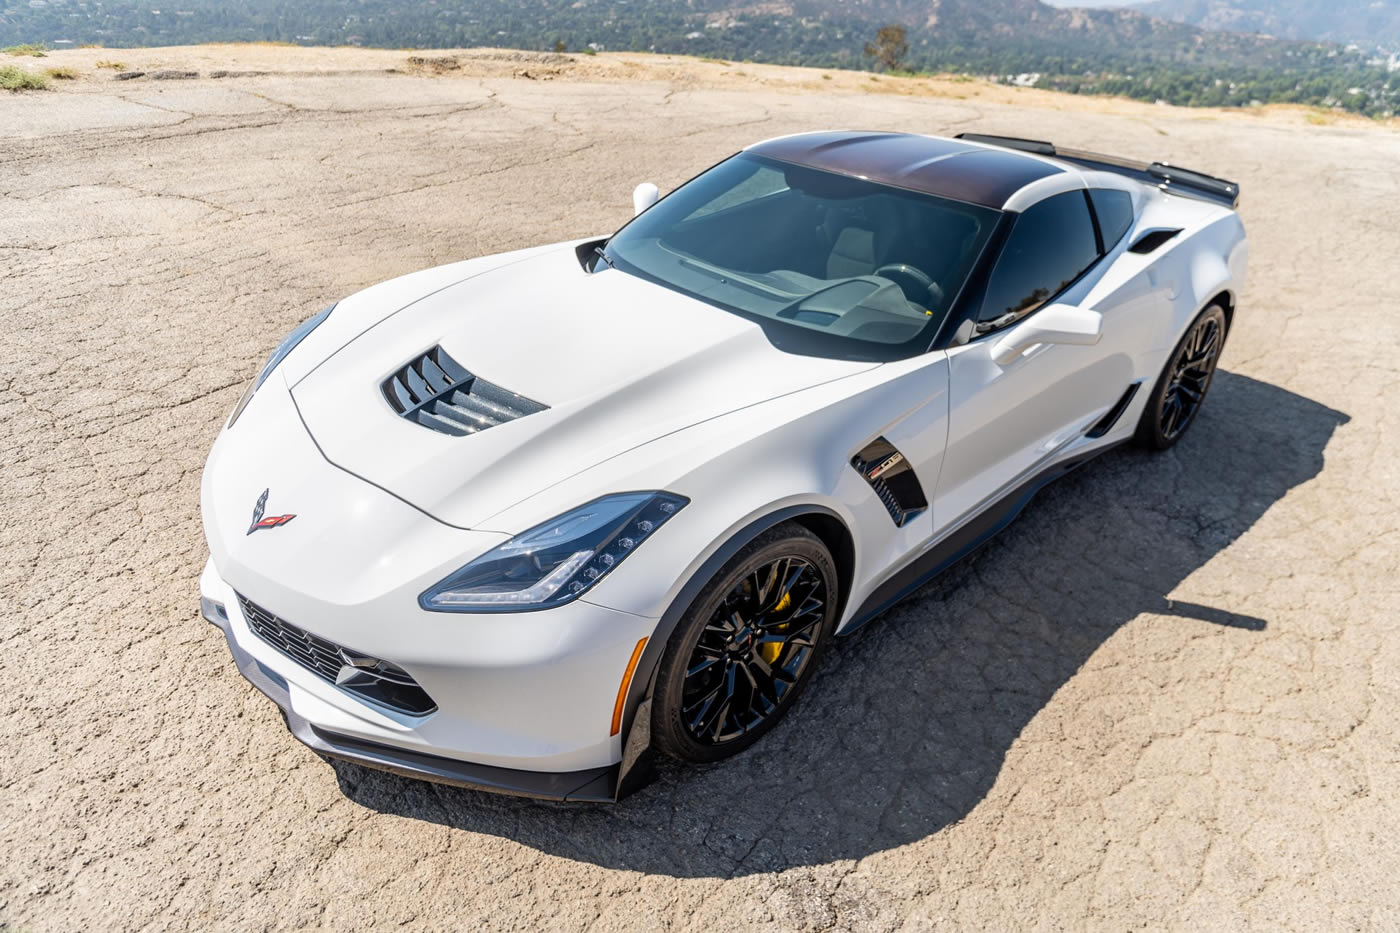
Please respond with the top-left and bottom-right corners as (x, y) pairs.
(601, 153), (1000, 361)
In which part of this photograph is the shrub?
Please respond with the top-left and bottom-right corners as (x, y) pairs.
(3, 44), (47, 57)
(0, 65), (49, 90)
(45, 66), (79, 80)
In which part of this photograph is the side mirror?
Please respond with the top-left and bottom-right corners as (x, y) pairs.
(990, 303), (1102, 365)
(632, 182), (660, 216)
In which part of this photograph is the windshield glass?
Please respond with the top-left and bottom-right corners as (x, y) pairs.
(601, 153), (1000, 361)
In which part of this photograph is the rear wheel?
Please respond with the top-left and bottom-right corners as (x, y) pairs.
(1135, 303), (1228, 450)
(651, 524), (837, 764)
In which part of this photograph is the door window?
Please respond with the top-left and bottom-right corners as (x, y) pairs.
(979, 191), (1100, 326)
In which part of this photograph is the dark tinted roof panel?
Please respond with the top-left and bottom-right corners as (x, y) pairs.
(747, 132), (1063, 208)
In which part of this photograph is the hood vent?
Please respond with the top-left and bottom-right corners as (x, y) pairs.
(382, 345), (547, 437)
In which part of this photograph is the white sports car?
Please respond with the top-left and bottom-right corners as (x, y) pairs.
(199, 131), (1247, 801)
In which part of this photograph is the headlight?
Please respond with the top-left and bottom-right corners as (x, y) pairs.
(226, 303), (336, 428)
(420, 491), (688, 613)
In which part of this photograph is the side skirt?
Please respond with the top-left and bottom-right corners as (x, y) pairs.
(842, 441), (1123, 633)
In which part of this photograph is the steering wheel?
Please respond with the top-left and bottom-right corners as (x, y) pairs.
(874, 263), (944, 310)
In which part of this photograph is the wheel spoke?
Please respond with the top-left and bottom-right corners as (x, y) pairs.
(746, 661), (782, 710)
(710, 663), (739, 740)
(751, 561), (780, 610)
(1161, 395), (1183, 436)
(757, 591), (823, 630)
(686, 654), (722, 678)
(684, 682), (723, 730)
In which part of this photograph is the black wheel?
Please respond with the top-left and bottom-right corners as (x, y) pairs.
(651, 523), (837, 764)
(1135, 303), (1228, 450)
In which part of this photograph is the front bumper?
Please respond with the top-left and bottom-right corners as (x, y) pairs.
(200, 590), (619, 801)
(199, 378), (662, 799)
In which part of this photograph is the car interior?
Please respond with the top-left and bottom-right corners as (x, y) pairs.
(626, 159), (996, 346)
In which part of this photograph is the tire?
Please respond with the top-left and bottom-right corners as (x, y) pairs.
(1135, 303), (1229, 451)
(651, 523), (838, 764)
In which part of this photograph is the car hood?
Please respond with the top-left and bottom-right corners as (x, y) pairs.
(290, 245), (877, 529)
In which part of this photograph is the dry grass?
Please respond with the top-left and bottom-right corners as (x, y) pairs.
(44, 66), (79, 80)
(4, 43), (48, 57)
(96, 60), (127, 70)
(0, 65), (48, 90)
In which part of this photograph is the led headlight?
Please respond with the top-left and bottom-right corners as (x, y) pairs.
(420, 492), (688, 613)
(226, 303), (336, 428)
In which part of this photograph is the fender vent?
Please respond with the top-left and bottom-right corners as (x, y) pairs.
(382, 346), (547, 437)
(852, 438), (928, 527)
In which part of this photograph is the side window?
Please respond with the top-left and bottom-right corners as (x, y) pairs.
(1089, 188), (1135, 250)
(979, 191), (1100, 324)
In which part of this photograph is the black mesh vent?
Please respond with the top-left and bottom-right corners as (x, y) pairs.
(851, 438), (928, 527)
(237, 594), (437, 716)
(382, 345), (547, 437)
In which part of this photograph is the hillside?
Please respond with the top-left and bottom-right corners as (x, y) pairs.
(1137, 0), (1400, 45)
(2, 0), (1396, 114)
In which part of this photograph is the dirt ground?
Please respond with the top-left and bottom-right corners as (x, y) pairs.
(2, 45), (1398, 932)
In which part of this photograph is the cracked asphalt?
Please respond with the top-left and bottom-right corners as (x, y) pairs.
(2, 45), (1398, 932)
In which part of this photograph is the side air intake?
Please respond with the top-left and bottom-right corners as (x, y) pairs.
(851, 438), (928, 527)
(382, 345), (547, 437)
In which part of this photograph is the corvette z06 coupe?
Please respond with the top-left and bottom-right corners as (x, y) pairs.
(200, 131), (1247, 801)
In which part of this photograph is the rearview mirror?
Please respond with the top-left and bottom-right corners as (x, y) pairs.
(632, 182), (660, 216)
(990, 303), (1102, 365)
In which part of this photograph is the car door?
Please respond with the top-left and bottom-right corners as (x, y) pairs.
(933, 189), (1133, 531)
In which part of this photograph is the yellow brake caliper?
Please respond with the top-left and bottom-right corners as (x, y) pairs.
(760, 591), (791, 664)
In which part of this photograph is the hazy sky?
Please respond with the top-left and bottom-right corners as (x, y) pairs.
(1039, 0), (1144, 7)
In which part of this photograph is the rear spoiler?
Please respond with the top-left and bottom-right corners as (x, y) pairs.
(955, 133), (1240, 209)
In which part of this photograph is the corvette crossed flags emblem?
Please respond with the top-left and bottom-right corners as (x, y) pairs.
(247, 488), (296, 536)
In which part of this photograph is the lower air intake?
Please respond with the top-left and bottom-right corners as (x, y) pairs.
(382, 345), (547, 437)
(851, 438), (928, 527)
(237, 594), (437, 716)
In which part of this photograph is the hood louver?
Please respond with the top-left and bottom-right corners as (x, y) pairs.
(382, 345), (547, 437)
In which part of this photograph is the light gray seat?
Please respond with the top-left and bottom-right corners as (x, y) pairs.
(826, 226), (877, 279)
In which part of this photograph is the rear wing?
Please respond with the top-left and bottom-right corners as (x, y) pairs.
(955, 133), (1240, 209)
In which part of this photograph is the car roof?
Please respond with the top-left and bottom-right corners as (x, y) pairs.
(745, 131), (1070, 209)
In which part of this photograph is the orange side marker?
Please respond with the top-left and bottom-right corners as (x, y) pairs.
(610, 637), (649, 736)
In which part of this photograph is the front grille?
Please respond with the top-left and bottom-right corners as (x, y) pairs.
(237, 594), (437, 716)
(382, 345), (547, 437)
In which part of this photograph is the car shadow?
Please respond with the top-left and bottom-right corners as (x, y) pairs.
(328, 370), (1347, 879)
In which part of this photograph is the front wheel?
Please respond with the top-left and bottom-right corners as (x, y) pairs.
(651, 524), (837, 764)
(1135, 303), (1229, 450)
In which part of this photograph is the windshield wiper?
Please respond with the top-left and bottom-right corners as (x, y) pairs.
(593, 246), (615, 271)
